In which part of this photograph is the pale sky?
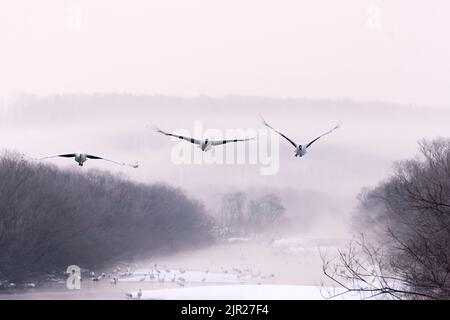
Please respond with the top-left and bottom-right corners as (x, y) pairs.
(1, 0), (450, 106)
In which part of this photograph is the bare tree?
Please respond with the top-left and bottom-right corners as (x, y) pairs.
(323, 139), (450, 300)
(247, 194), (286, 236)
(321, 236), (443, 300)
(219, 192), (247, 234)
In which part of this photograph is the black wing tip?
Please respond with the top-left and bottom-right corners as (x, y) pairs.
(261, 117), (272, 129)
(154, 126), (168, 135)
(148, 124), (165, 134)
(259, 115), (267, 124)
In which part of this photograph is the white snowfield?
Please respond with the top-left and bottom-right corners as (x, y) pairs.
(126, 285), (359, 300)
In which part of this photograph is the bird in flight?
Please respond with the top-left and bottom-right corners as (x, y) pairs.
(155, 127), (254, 152)
(35, 153), (139, 168)
(262, 118), (341, 157)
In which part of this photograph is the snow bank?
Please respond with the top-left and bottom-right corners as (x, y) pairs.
(126, 284), (358, 300)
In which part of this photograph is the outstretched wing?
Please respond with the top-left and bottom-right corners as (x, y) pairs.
(261, 117), (297, 148)
(211, 137), (255, 146)
(305, 123), (341, 149)
(86, 154), (138, 168)
(37, 153), (76, 160)
(155, 127), (201, 145)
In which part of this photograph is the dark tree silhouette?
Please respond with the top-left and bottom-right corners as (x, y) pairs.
(217, 191), (286, 237)
(323, 139), (450, 300)
(0, 151), (213, 283)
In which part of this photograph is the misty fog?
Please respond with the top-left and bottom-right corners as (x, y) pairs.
(2, 95), (450, 238)
(1, 0), (450, 300)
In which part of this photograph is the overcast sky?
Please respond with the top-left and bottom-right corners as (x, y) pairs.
(1, 0), (450, 106)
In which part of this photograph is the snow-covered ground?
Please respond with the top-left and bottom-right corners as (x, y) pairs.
(0, 236), (354, 300)
(126, 285), (359, 300)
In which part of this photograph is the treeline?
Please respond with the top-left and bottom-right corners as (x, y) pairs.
(0, 151), (213, 282)
(324, 139), (450, 299)
(214, 191), (288, 238)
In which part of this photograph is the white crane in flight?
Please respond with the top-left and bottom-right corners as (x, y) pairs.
(156, 127), (254, 152)
(35, 152), (139, 168)
(262, 118), (341, 158)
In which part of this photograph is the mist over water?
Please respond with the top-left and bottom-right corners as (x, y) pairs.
(2, 95), (450, 238)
